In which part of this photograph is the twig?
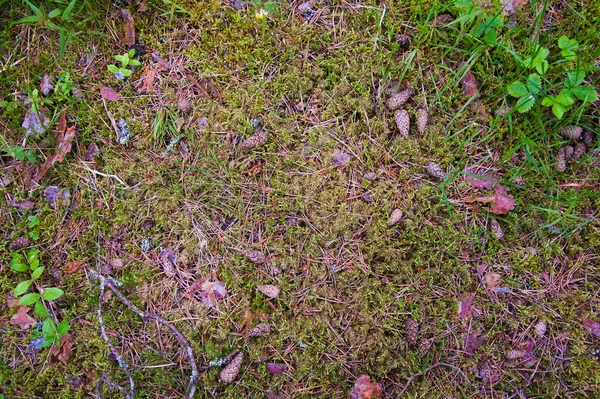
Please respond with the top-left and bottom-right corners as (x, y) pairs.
(80, 164), (131, 188)
(102, 98), (121, 141)
(396, 362), (470, 398)
(96, 374), (129, 398)
(97, 281), (135, 399)
(90, 271), (199, 399)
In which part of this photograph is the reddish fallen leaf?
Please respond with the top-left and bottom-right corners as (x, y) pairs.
(464, 333), (486, 356)
(22, 106), (50, 138)
(36, 125), (77, 182)
(100, 86), (120, 101)
(458, 292), (477, 319)
(349, 375), (383, 399)
(40, 74), (54, 96)
(471, 177), (496, 189)
(136, 67), (157, 94)
(7, 200), (35, 210)
(55, 110), (67, 138)
(460, 67), (489, 122)
(466, 192), (516, 215)
(332, 149), (351, 168)
(266, 362), (286, 376)
(10, 306), (36, 329)
(50, 333), (74, 364)
(121, 9), (136, 47)
(66, 260), (84, 274)
(583, 319), (600, 338)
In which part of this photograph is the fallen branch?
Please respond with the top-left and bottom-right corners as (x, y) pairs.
(90, 271), (199, 399)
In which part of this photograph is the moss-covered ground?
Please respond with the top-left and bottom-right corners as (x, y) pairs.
(1, 0), (600, 397)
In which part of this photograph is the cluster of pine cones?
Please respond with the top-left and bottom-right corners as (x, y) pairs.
(556, 125), (595, 172)
(385, 88), (429, 138)
(405, 318), (433, 356)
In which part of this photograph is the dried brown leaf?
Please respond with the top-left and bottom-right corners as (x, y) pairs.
(40, 74), (54, 96)
(49, 333), (74, 364)
(484, 271), (502, 289)
(121, 9), (136, 47)
(332, 148), (351, 168)
(461, 68), (489, 122)
(36, 125), (76, 182)
(66, 260), (84, 274)
(583, 318), (600, 338)
(10, 306), (36, 330)
(199, 281), (226, 308)
(220, 351), (243, 383)
(136, 67), (157, 94)
(257, 285), (280, 299)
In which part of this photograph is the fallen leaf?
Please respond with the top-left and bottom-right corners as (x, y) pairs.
(7, 200), (35, 210)
(460, 67), (489, 122)
(239, 310), (254, 335)
(50, 333), (74, 364)
(36, 125), (77, 181)
(40, 74), (54, 96)
(55, 110), (67, 138)
(22, 106), (50, 138)
(85, 142), (99, 161)
(43, 186), (70, 208)
(66, 261), (84, 274)
(136, 67), (157, 94)
(121, 9), (136, 47)
(199, 281), (226, 308)
(266, 362), (286, 376)
(332, 148), (351, 168)
(257, 285), (280, 299)
(10, 306), (36, 329)
(583, 319), (600, 338)
(349, 375), (383, 399)
(464, 333), (486, 355)
(100, 86), (120, 101)
(466, 193), (516, 215)
(458, 292), (478, 319)
(220, 351), (243, 383)
(484, 271), (502, 289)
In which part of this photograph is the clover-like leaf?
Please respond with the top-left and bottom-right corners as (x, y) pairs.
(570, 86), (598, 103)
(523, 46), (549, 74)
(558, 36), (578, 60)
(565, 71), (585, 88)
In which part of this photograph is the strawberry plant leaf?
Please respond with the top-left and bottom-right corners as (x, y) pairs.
(570, 86), (598, 102)
(515, 94), (536, 113)
(558, 36), (578, 60)
(507, 81), (528, 97)
(565, 71), (585, 88)
(523, 46), (549, 74)
(526, 74), (543, 94)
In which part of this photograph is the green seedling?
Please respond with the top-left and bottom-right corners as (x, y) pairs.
(11, 248), (68, 347)
(108, 49), (141, 80)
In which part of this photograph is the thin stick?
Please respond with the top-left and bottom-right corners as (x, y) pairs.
(97, 281), (135, 399)
(80, 164), (131, 188)
(90, 271), (199, 399)
(396, 362), (470, 398)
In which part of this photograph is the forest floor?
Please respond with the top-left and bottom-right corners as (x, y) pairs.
(1, 0), (600, 398)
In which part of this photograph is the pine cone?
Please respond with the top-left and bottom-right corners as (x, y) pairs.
(405, 318), (419, 346)
(394, 109), (410, 137)
(564, 145), (574, 160)
(555, 147), (566, 172)
(535, 320), (547, 339)
(239, 129), (268, 149)
(248, 323), (274, 337)
(394, 33), (412, 49)
(388, 208), (403, 226)
(490, 219), (504, 241)
(583, 130), (595, 147)
(177, 97), (192, 113)
(561, 125), (582, 140)
(385, 88), (414, 111)
(257, 285), (280, 299)
(8, 236), (31, 251)
(416, 108), (428, 134)
(220, 351), (243, 383)
(572, 140), (587, 161)
(243, 250), (266, 264)
(418, 338), (432, 356)
(425, 162), (445, 180)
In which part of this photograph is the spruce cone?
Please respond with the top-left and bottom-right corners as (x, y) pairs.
(535, 320), (547, 339)
(425, 162), (445, 180)
(8, 236), (31, 251)
(243, 250), (266, 264)
(564, 145), (574, 160)
(394, 33), (412, 49)
(418, 338), (432, 356)
(416, 108), (428, 134)
(561, 125), (582, 140)
(405, 319), (419, 346)
(220, 351), (243, 383)
(572, 140), (587, 161)
(248, 323), (274, 337)
(257, 285), (280, 299)
(385, 88), (414, 111)
(388, 208), (403, 226)
(490, 219), (504, 241)
(177, 97), (192, 113)
(394, 109), (410, 137)
(556, 147), (566, 172)
(582, 130), (595, 147)
(239, 129), (268, 149)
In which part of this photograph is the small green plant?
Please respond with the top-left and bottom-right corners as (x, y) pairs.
(507, 36), (598, 119)
(11, 248), (68, 347)
(53, 71), (76, 102)
(13, 0), (78, 59)
(245, 0), (282, 38)
(108, 49), (141, 80)
(3, 145), (37, 163)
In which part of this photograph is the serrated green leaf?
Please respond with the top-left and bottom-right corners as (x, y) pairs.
(555, 89), (575, 106)
(523, 46), (549, 74)
(56, 320), (69, 336)
(42, 287), (64, 301)
(19, 292), (41, 306)
(526, 74), (543, 94)
(507, 81), (528, 97)
(565, 71), (585, 87)
(570, 86), (598, 102)
(34, 300), (48, 317)
(28, 216), (40, 228)
(31, 266), (45, 280)
(14, 280), (33, 296)
(515, 95), (536, 113)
